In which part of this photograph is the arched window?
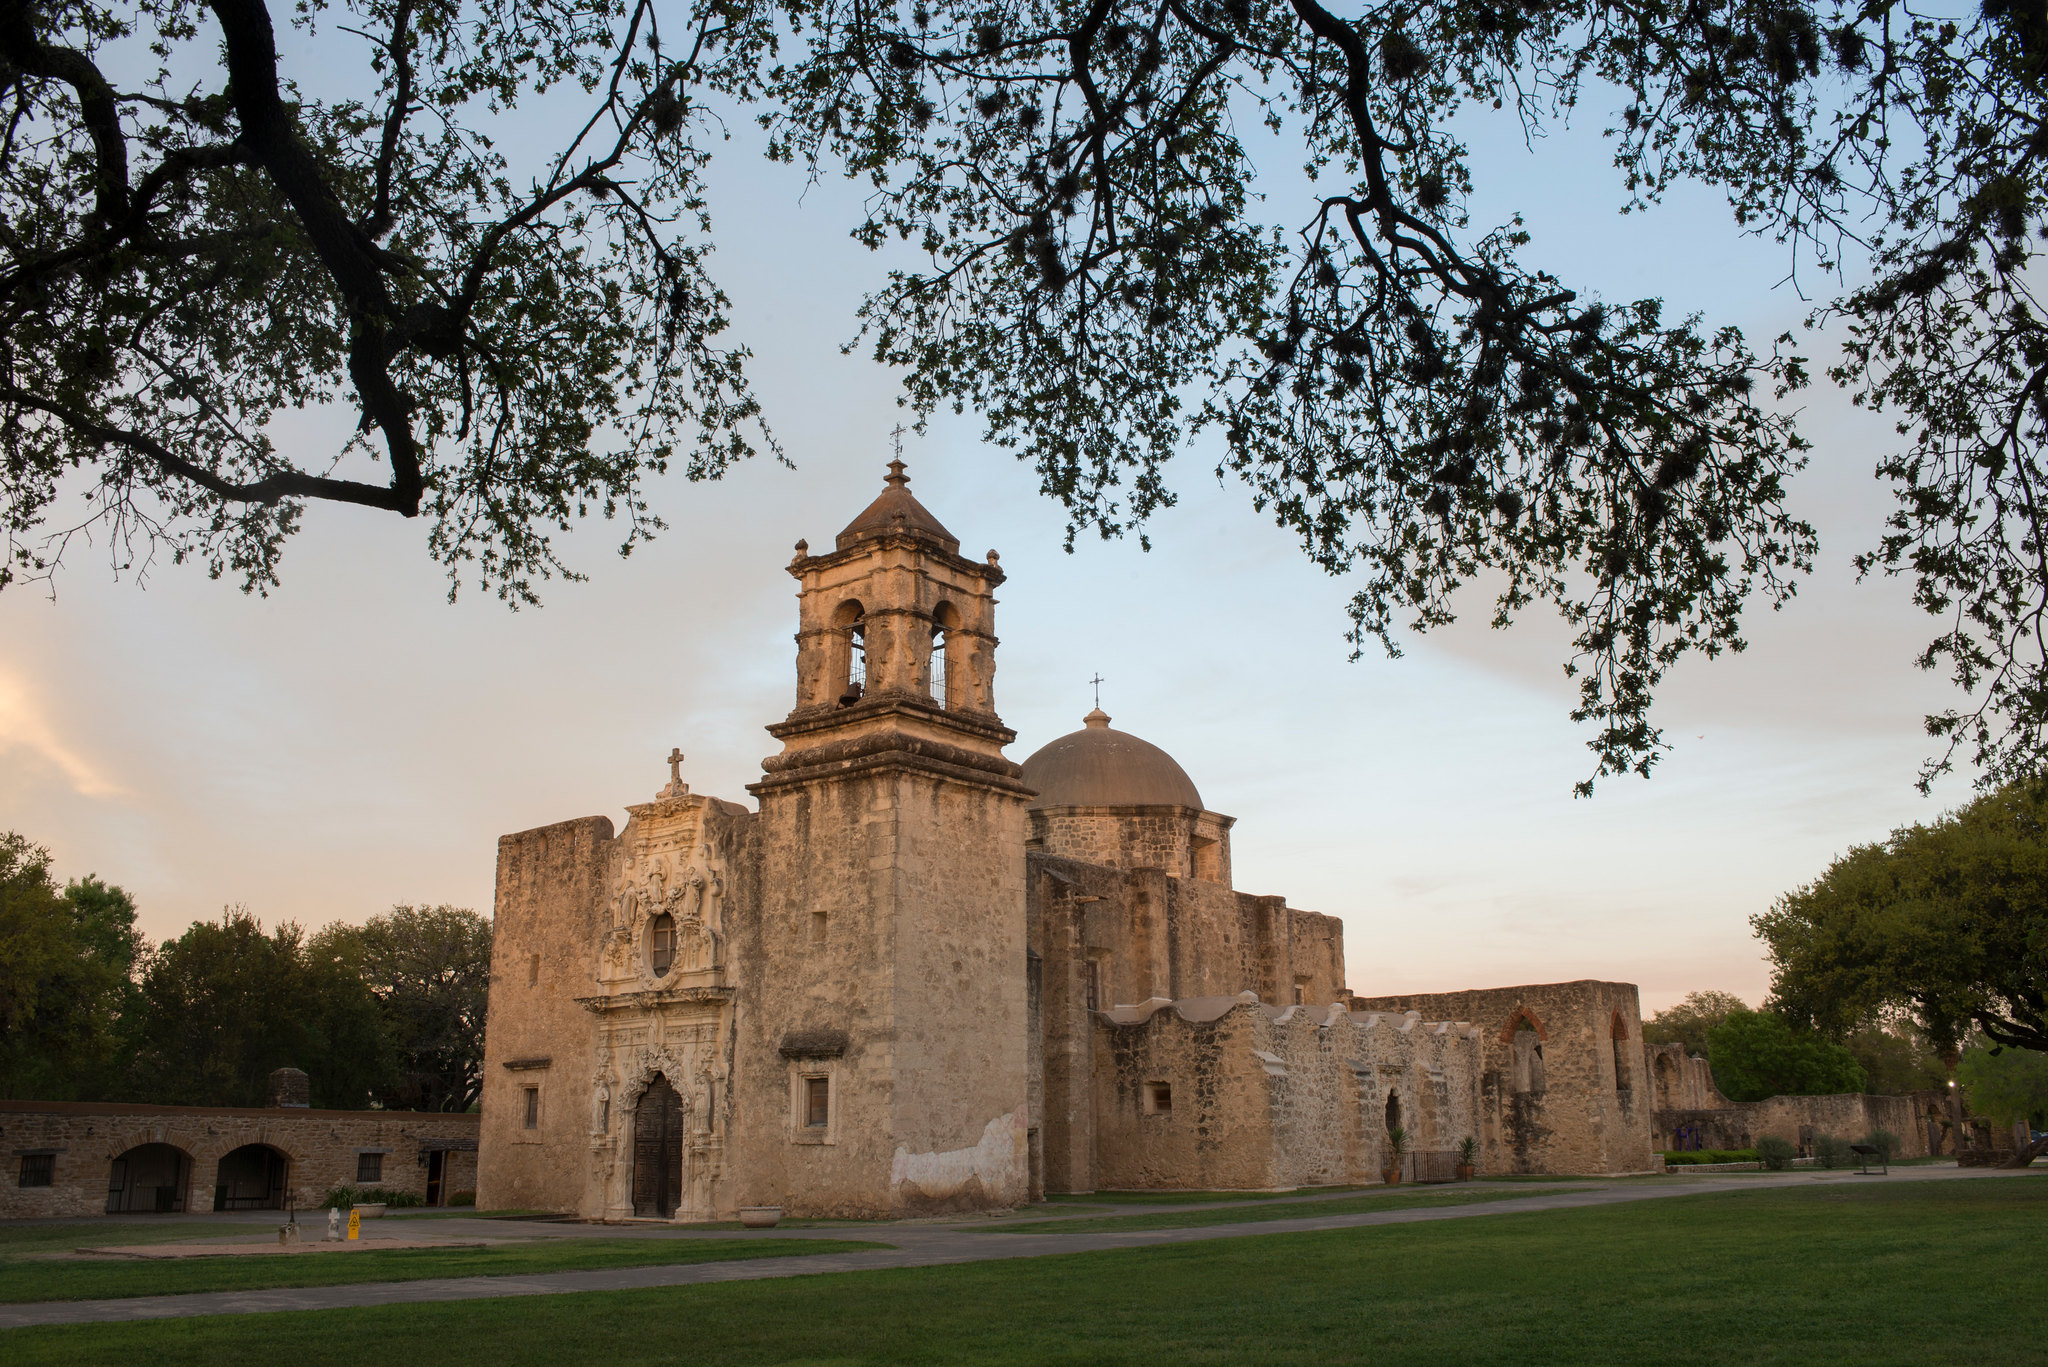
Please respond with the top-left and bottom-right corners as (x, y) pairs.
(1611, 1011), (1631, 1094)
(930, 602), (962, 709)
(833, 600), (866, 706)
(1384, 1092), (1402, 1134)
(649, 913), (675, 977)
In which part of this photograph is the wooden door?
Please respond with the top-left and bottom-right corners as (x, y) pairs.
(631, 1077), (685, 1218)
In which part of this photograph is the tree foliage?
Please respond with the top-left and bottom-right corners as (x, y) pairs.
(2, 0), (773, 603)
(1705, 1005), (1868, 1101)
(312, 904), (492, 1112)
(1754, 782), (2048, 1055)
(1642, 988), (1748, 1057)
(7, 0), (2047, 787)
(123, 906), (391, 1107)
(1843, 1019), (1948, 1094)
(1956, 1041), (2048, 1128)
(0, 834), (143, 1100)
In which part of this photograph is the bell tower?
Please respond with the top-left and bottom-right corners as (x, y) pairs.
(735, 462), (1034, 1217)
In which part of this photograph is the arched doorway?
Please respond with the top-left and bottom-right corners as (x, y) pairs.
(632, 1076), (686, 1218)
(106, 1143), (191, 1213)
(212, 1144), (290, 1210)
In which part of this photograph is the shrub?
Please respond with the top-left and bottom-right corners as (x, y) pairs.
(1756, 1135), (1798, 1170)
(1861, 1129), (1901, 1162)
(449, 1189), (477, 1206)
(1660, 1148), (1760, 1165)
(319, 1184), (426, 1209)
(1812, 1134), (1853, 1169)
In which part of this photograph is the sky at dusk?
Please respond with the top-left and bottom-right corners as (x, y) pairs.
(0, 19), (1981, 1015)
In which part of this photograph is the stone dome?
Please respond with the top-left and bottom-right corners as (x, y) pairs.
(1020, 710), (1204, 811)
(835, 459), (960, 554)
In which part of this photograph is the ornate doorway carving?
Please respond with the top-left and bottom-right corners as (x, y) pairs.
(631, 1075), (686, 1218)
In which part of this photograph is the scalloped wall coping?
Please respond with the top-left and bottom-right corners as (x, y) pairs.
(1100, 993), (1476, 1036)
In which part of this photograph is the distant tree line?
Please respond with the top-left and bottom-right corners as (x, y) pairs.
(1643, 784), (2048, 1133)
(0, 833), (490, 1112)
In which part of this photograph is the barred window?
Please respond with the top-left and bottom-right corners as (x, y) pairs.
(356, 1152), (383, 1183)
(18, 1153), (54, 1188)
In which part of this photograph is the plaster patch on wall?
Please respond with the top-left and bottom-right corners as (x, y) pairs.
(890, 1105), (1027, 1200)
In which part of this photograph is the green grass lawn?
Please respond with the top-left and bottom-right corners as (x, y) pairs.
(1041, 1185), (1375, 1206)
(9, 1175), (2040, 1364)
(974, 1183), (1580, 1232)
(0, 1235), (885, 1304)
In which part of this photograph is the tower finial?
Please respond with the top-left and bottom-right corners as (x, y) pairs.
(887, 423), (910, 488)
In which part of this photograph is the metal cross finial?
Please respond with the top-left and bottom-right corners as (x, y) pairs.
(667, 748), (685, 785)
(1089, 673), (1105, 708)
(890, 422), (908, 460)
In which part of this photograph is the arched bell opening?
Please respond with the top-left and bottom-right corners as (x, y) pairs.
(929, 600), (963, 709)
(832, 600), (867, 707)
(212, 1143), (291, 1211)
(106, 1142), (192, 1214)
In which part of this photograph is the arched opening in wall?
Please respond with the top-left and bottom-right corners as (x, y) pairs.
(1611, 1012), (1632, 1094)
(833, 600), (866, 706)
(212, 1143), (290, 1211)
(929, 601), (962, 709)
(1384, 1092), (1402, 1136)
(1653, 1052), (1676, 1107)
(648, 912), (676, 978)
(105, 1143), (191, 1213)
(632, 1076), (686, 1219)
(1511, 1030), (1547, 1096)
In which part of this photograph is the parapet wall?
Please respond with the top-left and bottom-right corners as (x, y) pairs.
(1089, 994), (1482, 1190)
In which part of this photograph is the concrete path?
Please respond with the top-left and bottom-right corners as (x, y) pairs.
(1, 1165), (2026, 1330)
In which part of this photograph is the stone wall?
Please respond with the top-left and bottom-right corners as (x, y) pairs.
(737, 762), (1030, 1219)
(1653, 1091), (1940, 1158)
(1087, 997), (1482, 1190)
(1644, 1041), (1729, 1110)
(1027, 854), (1348, 1192)
(1349, 981), (1657, 1175)
(0, 1100), (478, 1218)
(1027, 805), (1235, 886)
(475, 814), (615, 1214)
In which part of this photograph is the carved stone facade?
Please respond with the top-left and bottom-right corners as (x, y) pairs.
(476, 466), (1666, 1221)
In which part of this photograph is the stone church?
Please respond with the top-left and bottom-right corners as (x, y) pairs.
(476, 465), (1662, 1220)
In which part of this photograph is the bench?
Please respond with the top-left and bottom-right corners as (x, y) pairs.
(1849, 1143), (1888, 1175)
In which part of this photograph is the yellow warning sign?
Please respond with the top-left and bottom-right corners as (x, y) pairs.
(347, 1208), (361, 1241)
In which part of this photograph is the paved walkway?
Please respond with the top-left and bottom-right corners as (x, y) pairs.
(0, 1165), (2022, 1330)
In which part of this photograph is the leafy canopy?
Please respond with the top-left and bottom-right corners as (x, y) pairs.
(312, 904), (493, 1112)
(1643, 988), (1749, 1057)
(1705, 1005), (1868, 1101)
(2, 0), (774, 604)
(0, 834), (143, 1101)
(1955, 1042), (2048, 1128)
(6, 0), (2047, 788)
(1753, 782), (2048, 1055)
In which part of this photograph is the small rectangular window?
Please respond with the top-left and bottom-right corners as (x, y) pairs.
(356, 1152), (383, 1183)
(1085, 961), (1099, 1012)
(528, 953), (540, 986)
(810, 911), (828, 943)
(18, 1153), (54, 1188)
(805, 1076), (830, 1128)
(1144, 1081), (1172, 1115)
(523, 1086), (540, 1130)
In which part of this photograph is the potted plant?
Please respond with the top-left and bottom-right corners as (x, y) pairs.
(738, 1205), (784, 1228)
(1382, 1125), (1408, 1186)
(1456, 1136), (1478, 1181)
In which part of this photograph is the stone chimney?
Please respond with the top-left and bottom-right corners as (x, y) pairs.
(267, 1067), (311, 1108)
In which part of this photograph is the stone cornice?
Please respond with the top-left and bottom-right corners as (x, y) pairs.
(791, 534), (1005, 586)
(769, 693), (1015, 746)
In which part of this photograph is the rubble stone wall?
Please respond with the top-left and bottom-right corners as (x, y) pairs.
(0, 1100), (478, 1218)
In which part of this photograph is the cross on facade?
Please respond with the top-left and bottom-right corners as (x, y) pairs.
(667, 748), (685, 786)
(1089, 673), (1105, 708)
